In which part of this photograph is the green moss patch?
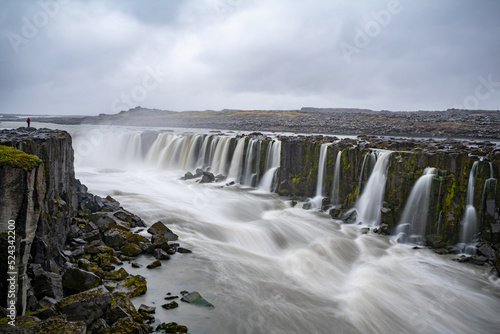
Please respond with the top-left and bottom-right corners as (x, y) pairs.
(0, 145), (42, 171)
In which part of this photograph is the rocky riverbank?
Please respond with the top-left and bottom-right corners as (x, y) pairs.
(0, 128), (192, 333)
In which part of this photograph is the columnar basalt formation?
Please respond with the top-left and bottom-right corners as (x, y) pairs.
(276, 135), (500, 246)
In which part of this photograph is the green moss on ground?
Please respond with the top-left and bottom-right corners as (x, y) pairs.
(0, 145), (42, 171)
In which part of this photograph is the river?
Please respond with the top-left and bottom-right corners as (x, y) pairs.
(3, 122), (500, 334)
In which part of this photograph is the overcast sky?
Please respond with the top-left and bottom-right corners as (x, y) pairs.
(1, 0), (499, 115)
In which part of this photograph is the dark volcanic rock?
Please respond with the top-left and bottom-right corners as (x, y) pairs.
(147, 221), (179, 241)
(59, 285), (112, 327)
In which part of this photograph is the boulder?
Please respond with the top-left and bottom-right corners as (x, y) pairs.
(153, 248), (171, 260)
(62, 267), (101, 292)
(105, 305), (131, 326)
(111, 292), (143, 323)
(105, 268), (129, 281)
(121, 243), (143, 257)
(104, 229), (130, 249)
(177, 247), (192, 254)
(157, 322), (188, 333)
(33, 317), (87, 334)
(88, 318), (109, 334)
(147, 260), (161, 269)
(200, 171), (215, 183)
(31, 269), (64, 301)
(128, 234), (148, 245)
(59, 285), (112, 327)
(161, 301), (179, 310)
(147, 221), (178, 241)
(107, 317), (149, 334)
(180, 291), (214, 308)
(138, 304), (155, 314)
(94, 214), (118, 232)
(114, 275), (147, 298)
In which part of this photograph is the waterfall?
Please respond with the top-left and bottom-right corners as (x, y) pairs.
(395, 168), (438, 245)
(459, 161), (479, 252)
(353, 150), (392, 226)
(211, 137), (233, 175)
(243, 138), (259, 186)
(331, 150), (343, 207)
(357, 152), (376, 198)
(228, 138), (246, 181)
(258, 140), (281, 192)
(315, 143), (331, 197)
(197, 135), (211, 168)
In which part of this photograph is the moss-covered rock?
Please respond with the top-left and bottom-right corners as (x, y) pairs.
(0, 145), (42, 171)
(121, 243), (143, 257)
(114, 275), (147, 298)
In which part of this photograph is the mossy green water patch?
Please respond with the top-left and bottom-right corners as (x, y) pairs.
(0, 145), (42, 171)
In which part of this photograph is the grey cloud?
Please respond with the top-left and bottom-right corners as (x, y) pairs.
(1, 0), (499, 115)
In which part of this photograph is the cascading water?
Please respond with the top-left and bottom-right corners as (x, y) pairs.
(395, 167), (438, 244)
(331, 150), (343, 207)
(243, 138), (258, 186)
(459, 161), (479, 253)
(258, 140), (281, 192)
(312, 143), (331, 208)
(357, 151), (376, 199)
(227, 138), (246, 181)
(353, 150), (392, 226)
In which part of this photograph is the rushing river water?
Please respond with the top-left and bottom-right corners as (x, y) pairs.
(3, 122), (500, 333)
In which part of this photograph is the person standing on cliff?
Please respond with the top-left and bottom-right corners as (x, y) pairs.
(27, 117), (31, 128)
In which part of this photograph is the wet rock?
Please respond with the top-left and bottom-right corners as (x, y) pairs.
(157, 322), (188, 333)
(62, 267), (101, 293)
(181, 291), (214, 308)
(114, 275), (147, 298)
(161, 301), (179, 310)
(88, 318), (109, 334)
(108, 317), (149, 334)
(426, 235), (446, 248)
(105, 268), (129, 281)
(469, 255), (488, 266)
(164, 295), (179, 300)
(200, 171), (215, 183)
(92, 214), (118, 232)
(111, 292), (143, 323)
(476, 242), (499, 262)
(177, 247), (192, 254)
(138, 304), (156, 314)
(104, 229), (130, 249)
(105, 305), (131, 326)
(33, 317), (87, 334)
(127, 233), (148, 245)
(183, 171), (195, 180)
(31, 268), (64, 301)
(153, 248), (171, 260)
(147, 221), (179, 241)
(59, 285), (112, 327)
(147, 260), (162, 269)
(121, 243), (143, 257)
(31, 304), (58, 320)
(80, 230), (101, 243)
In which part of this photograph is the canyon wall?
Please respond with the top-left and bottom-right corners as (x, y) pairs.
(277, 135), (500, 245)
(0, 128), (78, 314)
